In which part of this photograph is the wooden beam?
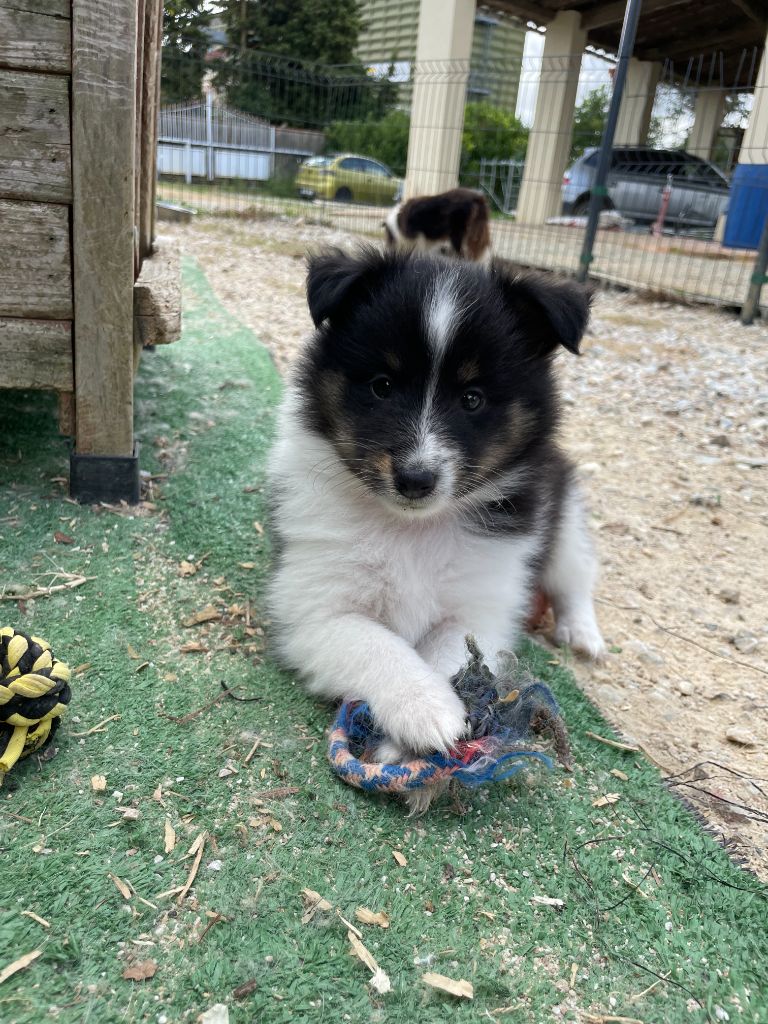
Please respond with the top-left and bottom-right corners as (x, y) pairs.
(582, 0), (687, 30)
(139, 0), (163, 260)
(643, 27), (759, 62)
(0, 199), (71, 318)
(0, 0), (71, 74)
(482, 0), (554, 26)
(0, 70), (71, 203)
(0, 318), (73, 390)
(730, 0), (768, 29)
(71, 0), (138, 456)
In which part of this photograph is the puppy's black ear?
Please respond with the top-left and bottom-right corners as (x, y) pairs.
(494, 266), (591, 356)
(306, 246), (384, 327)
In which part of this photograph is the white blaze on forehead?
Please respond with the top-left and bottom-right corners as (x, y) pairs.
(425, 272), (460, 357)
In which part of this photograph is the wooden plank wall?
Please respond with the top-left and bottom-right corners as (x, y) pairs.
(0, 0), (73, 392)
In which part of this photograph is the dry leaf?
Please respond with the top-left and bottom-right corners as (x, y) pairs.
(116, 807), (140, 821)
(301, 888), (332, 923)
(178, 560), (198, 577)
(592, 793), (620, 808)
(152, 784), (163, 802)
(177, 834), (206, 905)
(347, 931), (391, 994)
(270, 819), (282, 832)
(232, 978), (258, 999)
(0, 950), (42, 984)
(21, 911), (50, 928)
(54, 531), (74, 545)
(122, 959), (157, 982)
(179, 642), (209, 653)
(422, 972), (473, 999)
(354, 907), (390, 928)
(126, 644), (142, 660)
(392, 850), (407, 867)
(109, 873), (131, 900)
(182, 605), (221, 627)
(610, 769), (629, 781)
(253, 521), (264, 535)
(164, 818), (176, 854)
(91, 774), (107, 792)
(238, 562), (256, 570)
(198, 1004), (229, 1024)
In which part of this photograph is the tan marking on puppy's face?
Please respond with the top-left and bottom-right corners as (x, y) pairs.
(456, 359), (480, 385)
(475, 402), (537, 478)
(369, 451), (393, 478)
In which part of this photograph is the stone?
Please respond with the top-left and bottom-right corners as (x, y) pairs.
(725, 728), (757, 747)
(731, 631), (759, 654)
(677, 680), (694, 696)
(718, 589), (740, 605)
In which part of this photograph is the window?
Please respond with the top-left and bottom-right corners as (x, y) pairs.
(304, 156), (332, 168)
(340, 157), (365, 171)
(361, 160), (391, 177)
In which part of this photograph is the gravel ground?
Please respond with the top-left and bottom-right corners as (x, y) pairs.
(161, 213), (768, 879)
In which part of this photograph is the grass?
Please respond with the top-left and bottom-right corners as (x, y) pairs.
(0, 258), (766, 1024)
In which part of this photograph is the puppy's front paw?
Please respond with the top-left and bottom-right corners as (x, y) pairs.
(374, 674), (468, 756)
(554, 613), (606, 661)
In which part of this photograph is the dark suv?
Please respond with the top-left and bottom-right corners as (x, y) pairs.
(562, 147), (729, 229)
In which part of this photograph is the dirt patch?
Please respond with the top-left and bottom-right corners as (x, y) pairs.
(162, 215), (768, 879)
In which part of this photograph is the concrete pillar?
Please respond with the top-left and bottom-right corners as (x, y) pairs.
(516, 11), (586, 224)
(404, 0), (476, 197)
(739, 40), (768, 165)
(688, 90), (725, 160)
(613, 58), (662, 146)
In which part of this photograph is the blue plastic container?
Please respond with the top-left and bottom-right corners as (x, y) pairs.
(723, 164), (768, 250)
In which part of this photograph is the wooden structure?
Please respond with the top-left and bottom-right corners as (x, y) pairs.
(0, 0), (179, 502)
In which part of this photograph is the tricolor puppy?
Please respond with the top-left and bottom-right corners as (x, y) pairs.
(384, 188), (492, 265)
(267, 247), (604, 759)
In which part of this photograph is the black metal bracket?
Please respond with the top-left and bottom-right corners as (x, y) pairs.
(69, 444), (140, 504)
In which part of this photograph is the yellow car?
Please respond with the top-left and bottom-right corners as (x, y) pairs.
(296, 153), (403, 205)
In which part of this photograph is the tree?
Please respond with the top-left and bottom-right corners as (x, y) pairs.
(161, 0), (212, 103)
(211, 0), (395, 128)
(570, 86), (609, 160)
(460, 102), (528, 183)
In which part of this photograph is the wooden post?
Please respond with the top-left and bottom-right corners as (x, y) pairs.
(140, 0), (163, 258)
(71, 0), (138, 461)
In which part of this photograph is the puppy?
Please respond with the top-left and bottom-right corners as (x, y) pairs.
(384, 188), (491, 265)
(267, 247), (604, 759)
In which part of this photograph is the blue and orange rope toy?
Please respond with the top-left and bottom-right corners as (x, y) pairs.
(328, 637), (572, 800)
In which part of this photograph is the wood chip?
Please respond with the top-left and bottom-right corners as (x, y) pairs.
(178, 560), (198, 577)
(91, 774), (107, 792)
(354, 907), (390, 928)
(179, 642), (209, 653)
(152, 784), (163, 802)
(69, 714), (120, 737)
(21, 911), (50, 928)
(177, 833), (206, 905)
(422, 972), (473, 999)
(117, 806), (141, 821)
(592, 793), (621, 808)
(122, 959), (157, 981)
(530, 894), (565, 909)
(238, 562), (256, 570)
(182, 605), (221, 627)
(0, 950), (42, 985)
(585, 731), (640, 753)
(54, 531), (74, 545)
(610, 769), (629, 781)
(109, 873), (132, 900)
(253, 521), (264, 535)
(164, 818), (176, 854)
(347, 930), (391, 994)
(392, 850), (407, 867)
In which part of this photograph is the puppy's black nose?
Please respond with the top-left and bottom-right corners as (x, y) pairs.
(394, 468), (437, 499)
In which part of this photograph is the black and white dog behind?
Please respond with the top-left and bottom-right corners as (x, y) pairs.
(384, 187), (492, 264)
(267, 246), (604, 761)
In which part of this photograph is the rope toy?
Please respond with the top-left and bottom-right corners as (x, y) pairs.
(0, 627), (71, 781)
(328, 637), (571, 800)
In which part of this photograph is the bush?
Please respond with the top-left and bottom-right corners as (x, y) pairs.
(461, 102), (528, 179)
(324, 109), (411, 176)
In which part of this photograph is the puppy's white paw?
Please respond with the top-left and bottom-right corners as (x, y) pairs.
(554, 614), (606, 661)
(374, 673), (468, 755)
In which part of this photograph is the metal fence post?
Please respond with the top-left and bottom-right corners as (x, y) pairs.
(576, 0), (644, 283)
(740, 212), (768, 325)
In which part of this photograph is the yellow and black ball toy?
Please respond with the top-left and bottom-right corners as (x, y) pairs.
(0, 627), (71, 781)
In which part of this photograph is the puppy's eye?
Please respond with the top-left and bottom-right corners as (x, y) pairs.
(370, 375), (393, 400)
(461, 389), (484, 412)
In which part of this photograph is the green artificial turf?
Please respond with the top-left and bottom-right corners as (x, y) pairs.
(0, 258), (766, 1024)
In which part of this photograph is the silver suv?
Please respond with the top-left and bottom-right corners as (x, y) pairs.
(562, 147), (729, 230)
